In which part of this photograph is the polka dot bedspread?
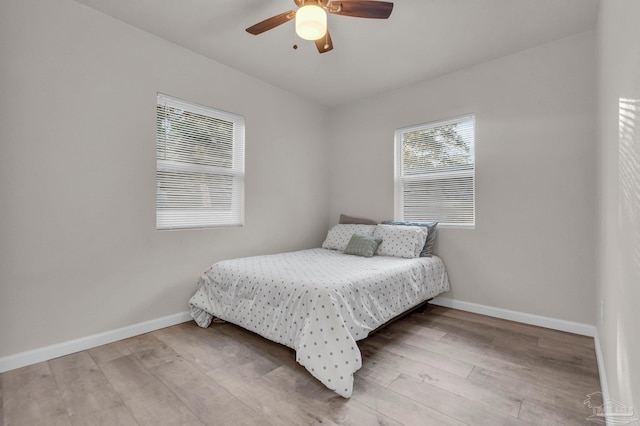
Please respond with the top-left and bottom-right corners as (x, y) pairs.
(189, 248), (449, 398)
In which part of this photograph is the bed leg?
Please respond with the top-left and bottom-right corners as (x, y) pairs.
(417, 298), (433, 314)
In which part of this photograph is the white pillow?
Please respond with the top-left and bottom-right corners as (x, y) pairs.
(374, 224), (428, 258)
(322, 224), (377, 251)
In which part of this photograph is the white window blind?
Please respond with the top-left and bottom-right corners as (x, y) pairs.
(156, 93), (245, 230)
(394, 114), (475, 228)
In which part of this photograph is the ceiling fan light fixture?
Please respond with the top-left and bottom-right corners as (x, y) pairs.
(295, 5), (327, 40)
(246, 0), (393, 53)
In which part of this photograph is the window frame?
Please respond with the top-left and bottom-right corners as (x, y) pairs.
(394, 114), (476, 229)
(156, 93), (245, 230)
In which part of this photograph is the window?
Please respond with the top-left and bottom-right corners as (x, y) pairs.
(156, 93), (245, 230)
(394, 114), (475, 228)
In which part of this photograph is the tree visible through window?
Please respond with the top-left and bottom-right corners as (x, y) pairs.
(395, 115), (475, 227)
(156, 94), (244, 230)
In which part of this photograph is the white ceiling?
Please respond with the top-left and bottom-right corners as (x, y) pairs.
(74, 0), (599, 107)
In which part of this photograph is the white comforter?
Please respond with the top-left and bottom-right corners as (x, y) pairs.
(189, 248), (449, 398)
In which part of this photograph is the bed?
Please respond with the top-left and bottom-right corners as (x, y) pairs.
(189, 223), (449, 398)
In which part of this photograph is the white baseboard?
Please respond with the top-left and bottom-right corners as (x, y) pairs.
(430, 296), (596, 337)
(0, 311), (192, 374)
(593, 328), (612, 425)
(0, 300), (601, 377)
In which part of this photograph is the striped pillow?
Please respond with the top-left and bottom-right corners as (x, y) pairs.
(343, 234), (383, 257)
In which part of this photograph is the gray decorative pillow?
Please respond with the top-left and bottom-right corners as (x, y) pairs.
(339, 213), (377, 225)
(322, 224), (377, 251)
(382, 221), (439, 256)
(343, 234), (383, 257)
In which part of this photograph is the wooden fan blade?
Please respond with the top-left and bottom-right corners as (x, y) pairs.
(328, 1), (393, 19)
(246, 10), (296, 35)
(315, 31), (333, 53)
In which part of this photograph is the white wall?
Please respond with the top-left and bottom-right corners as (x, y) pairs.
(0, 0), (329, 357)
(327, 32), (597, 325)
(597, 0), (640, 413)
(0, 0), (603, 367)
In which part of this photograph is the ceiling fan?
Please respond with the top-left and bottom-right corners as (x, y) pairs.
(246, 0), (394, 53)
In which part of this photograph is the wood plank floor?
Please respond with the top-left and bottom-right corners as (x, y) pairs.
(1, 306), (601, 425)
